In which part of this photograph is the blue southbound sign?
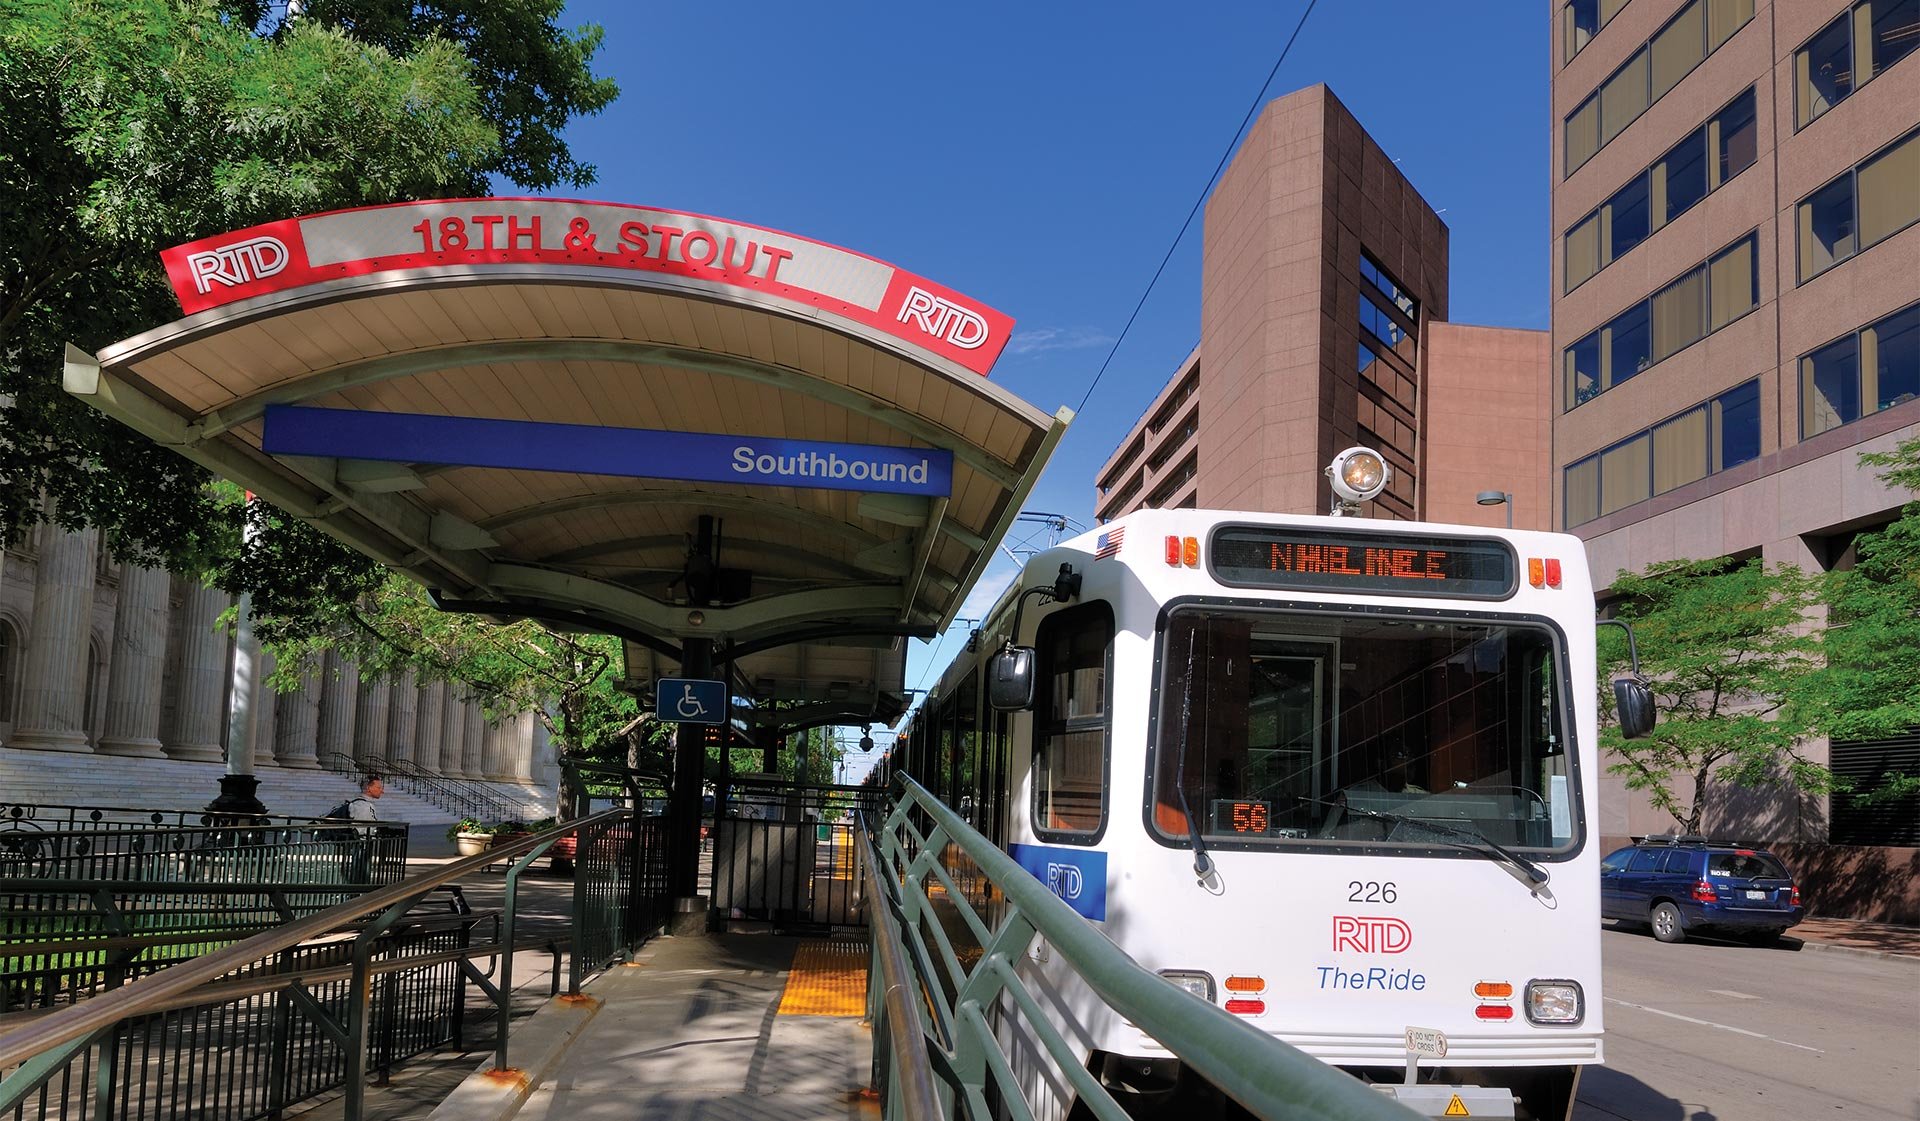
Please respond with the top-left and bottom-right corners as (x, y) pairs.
(1009, 843), (1108, 922)
(260, 406), (954, 497)
(657, 678), (727, 725)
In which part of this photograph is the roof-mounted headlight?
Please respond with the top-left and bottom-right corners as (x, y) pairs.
(1327, 446), (1391, 513)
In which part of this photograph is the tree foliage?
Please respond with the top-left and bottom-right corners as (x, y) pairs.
(1597, 558), (1828, 835)
(0, 0), (614, 605)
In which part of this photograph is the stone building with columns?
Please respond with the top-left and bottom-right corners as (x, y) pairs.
(0, 523), (558, 822)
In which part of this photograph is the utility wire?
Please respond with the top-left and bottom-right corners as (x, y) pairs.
(1073, 0), (1319, 415)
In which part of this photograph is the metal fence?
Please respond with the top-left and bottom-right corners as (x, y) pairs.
(862, 777), (1419, 1121)
(712, 780), (884, 932)
(0, 797), (660, 1121)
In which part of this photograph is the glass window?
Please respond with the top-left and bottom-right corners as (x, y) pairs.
(1652, 2), (1707, 99)
(1607, 173), (1651, 261)
(1033, 603), (1112, 838)
(1608, 301), (1652, 388)
(1659, 848), (1697, 873)
(1653, 265), (1707, 362)
(1151, 610), (1578, 852)
(1870, 304), (1920, 412)
(1803, 334), (1862, 437)
(1626, 848), (1662, 872)
(1567, 331), (1603, 406)
(1601, 846), (1633, 873)
(1567, 95), (1601, 174)
(1358, 339), (1379, 376)
(1708, 852), (1790, 879)
(1601, 50), (1651, 145)
(1713, 88), (1758, 186)
(1653, 406), (1709, 493)
(1361, 254), (1417, 318)
(1566, 212), (1602, 290)
(1361, 292), (1414, 358)
(1601, 434), (1652, 515)
(1856, 131), (1920, 249)
(1708, 0), (1755, 50)
(1708, 234), (1758, 330)
(1798, 13), (1854, 128)
(1713, 379), (1761, 469)
(1566, 0), (1601, 59)
(1566, 456), (1601, 526)
(1798, 174), (1857, 281)
(1657, 130), (1709, 226)
(1869, 0), (1920, 75)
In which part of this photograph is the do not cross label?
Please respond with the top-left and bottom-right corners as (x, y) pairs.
(658, 678), (728, 725)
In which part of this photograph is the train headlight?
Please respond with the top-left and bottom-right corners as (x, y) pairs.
(1524, 979), (1583, 1025)
(1158, 970), (1215, 1003)
(1327, 446), (1391, 504)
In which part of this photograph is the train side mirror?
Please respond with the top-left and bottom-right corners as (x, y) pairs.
(988, 646), (1036, 712)
(1613, 677), (1656, 740)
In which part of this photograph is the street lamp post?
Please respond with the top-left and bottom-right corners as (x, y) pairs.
(1476, 490), (1514, 529)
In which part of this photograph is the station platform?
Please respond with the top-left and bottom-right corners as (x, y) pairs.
(433, 933), (878, 1121)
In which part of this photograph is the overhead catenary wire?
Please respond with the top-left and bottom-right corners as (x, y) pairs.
(1073, 0), (1319, 416)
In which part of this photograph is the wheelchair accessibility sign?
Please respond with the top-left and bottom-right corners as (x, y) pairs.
(657, 678), (728, 725)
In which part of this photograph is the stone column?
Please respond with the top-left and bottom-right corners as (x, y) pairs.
(9, 525), (99, 752)
(494, 712), (531, 781)
(314, 651), (358, 771)
(438, 687), (468, 778)
(249, 647), (278, 768)
(96, 563), (169, 757)
(162, 579), (229, 762)
(271, 663), (321, 769)
(412, 679), (446, 773)
(385, 669), (418, 769)
(353, 674), (391, 770)
(461, 700), (487, 780)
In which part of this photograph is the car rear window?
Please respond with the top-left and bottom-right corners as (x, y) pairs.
(1707, 852), (1788, 879)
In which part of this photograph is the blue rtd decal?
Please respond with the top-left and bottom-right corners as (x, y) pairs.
(260, 405), (954, 497)
(1009, 843), (1107, 922)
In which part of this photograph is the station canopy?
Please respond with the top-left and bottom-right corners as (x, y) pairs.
(68, 198), (1070, 726)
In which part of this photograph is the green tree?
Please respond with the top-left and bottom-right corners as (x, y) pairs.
(1598, 558), (1830, 835)
(0, 0), (614, 604)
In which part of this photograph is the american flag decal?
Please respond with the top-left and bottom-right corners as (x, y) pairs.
(1094, 527), (1125, 559)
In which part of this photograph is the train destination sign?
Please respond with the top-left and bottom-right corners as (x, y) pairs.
(261, 405), (954, 497)
(159, 198), (1015, 376)
(1209, 526), (1515, 599)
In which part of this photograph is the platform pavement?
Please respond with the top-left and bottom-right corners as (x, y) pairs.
(1787, 915), (1920, 960)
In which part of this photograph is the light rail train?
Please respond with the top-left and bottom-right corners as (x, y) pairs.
(879, 449), (1652, 1121)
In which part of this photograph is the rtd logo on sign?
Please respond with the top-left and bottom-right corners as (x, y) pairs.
(186, 236), (291, 294)
(896, 285), (990, 350)
(1045, 863), (1085, 900)
(1333, 915), (1412, 954)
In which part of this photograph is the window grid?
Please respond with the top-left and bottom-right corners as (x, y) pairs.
(1800, 301), (1920, 439)
(1796, 128), (1920, 284)
(1796, 0), (1920, 130)
(1564, 378), (1763, 527)
(1564, 0), (1754, 177)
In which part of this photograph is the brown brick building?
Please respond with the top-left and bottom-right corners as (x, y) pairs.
(1551, 0), (1919, 869)
(1095, 85), (1551, 531)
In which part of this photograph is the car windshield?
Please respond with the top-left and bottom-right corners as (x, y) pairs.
(1708, 853), (1788, 879)
(1151, 607), (1578, 853)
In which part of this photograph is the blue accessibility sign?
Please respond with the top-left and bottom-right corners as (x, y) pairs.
(657, 678), (728, 725)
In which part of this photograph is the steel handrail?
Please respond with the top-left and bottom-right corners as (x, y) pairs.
(855, 815), (942, 1121)
(881, 777), (1416, 1121)
(0, 807), (628, 1072)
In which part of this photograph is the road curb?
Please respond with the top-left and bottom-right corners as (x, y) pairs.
(1794, 938), (1920, 964)
(423, 974), (622, 1121)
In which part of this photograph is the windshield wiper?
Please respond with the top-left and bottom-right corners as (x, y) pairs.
(1171, 630), (1213, 883)
(1305, 795), (1551, 894)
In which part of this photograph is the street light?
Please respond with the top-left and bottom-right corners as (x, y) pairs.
(1476, 490), (1514, 529)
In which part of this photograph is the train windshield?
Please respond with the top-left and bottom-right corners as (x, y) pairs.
(1150, 607), (1578, 854)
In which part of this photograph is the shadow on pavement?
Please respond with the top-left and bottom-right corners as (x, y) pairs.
(1578, 1065), (1717, 1121)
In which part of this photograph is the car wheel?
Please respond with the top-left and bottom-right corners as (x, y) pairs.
(1650, 902), (1686, 943)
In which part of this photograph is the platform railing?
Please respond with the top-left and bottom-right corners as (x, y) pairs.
(0, 807), (646, 1121)
(862, 776), (1419, 1121)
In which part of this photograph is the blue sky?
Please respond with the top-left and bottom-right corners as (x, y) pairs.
(557, 2), (1552, 770)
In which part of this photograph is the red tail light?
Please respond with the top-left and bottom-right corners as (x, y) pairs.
(1165, 536), (1182, 565)
(1692, 880), (1717, 903)
(1790, 885), (1801, 907)
(1224, 998), (1266, 1016)
(1474, 1004), (1515, 1020)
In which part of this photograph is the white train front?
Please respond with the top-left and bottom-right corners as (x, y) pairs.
(893, 501), (1616, 1121)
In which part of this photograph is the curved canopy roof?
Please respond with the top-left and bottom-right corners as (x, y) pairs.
(68, 198), (1069, 722)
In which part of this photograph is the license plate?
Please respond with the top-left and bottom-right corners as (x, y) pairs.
(1745, 890), (1766, 900)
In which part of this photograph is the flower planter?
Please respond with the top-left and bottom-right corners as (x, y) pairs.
(454, 832), (494, 858)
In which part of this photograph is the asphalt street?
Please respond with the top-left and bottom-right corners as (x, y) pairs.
(1576, 926), (1920, 1121)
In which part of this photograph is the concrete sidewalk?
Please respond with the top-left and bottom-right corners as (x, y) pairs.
(475, 934), (878, 1121)
(1789, 915), (1920, 960)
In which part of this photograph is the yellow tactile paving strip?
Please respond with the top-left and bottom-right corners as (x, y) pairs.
(776, 939), (870, 1017)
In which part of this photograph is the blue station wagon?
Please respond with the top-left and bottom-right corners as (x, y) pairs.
(1600, 837), (1804, 944)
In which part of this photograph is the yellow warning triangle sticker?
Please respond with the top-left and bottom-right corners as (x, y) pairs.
(1443, 1093), (1471, 1116)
